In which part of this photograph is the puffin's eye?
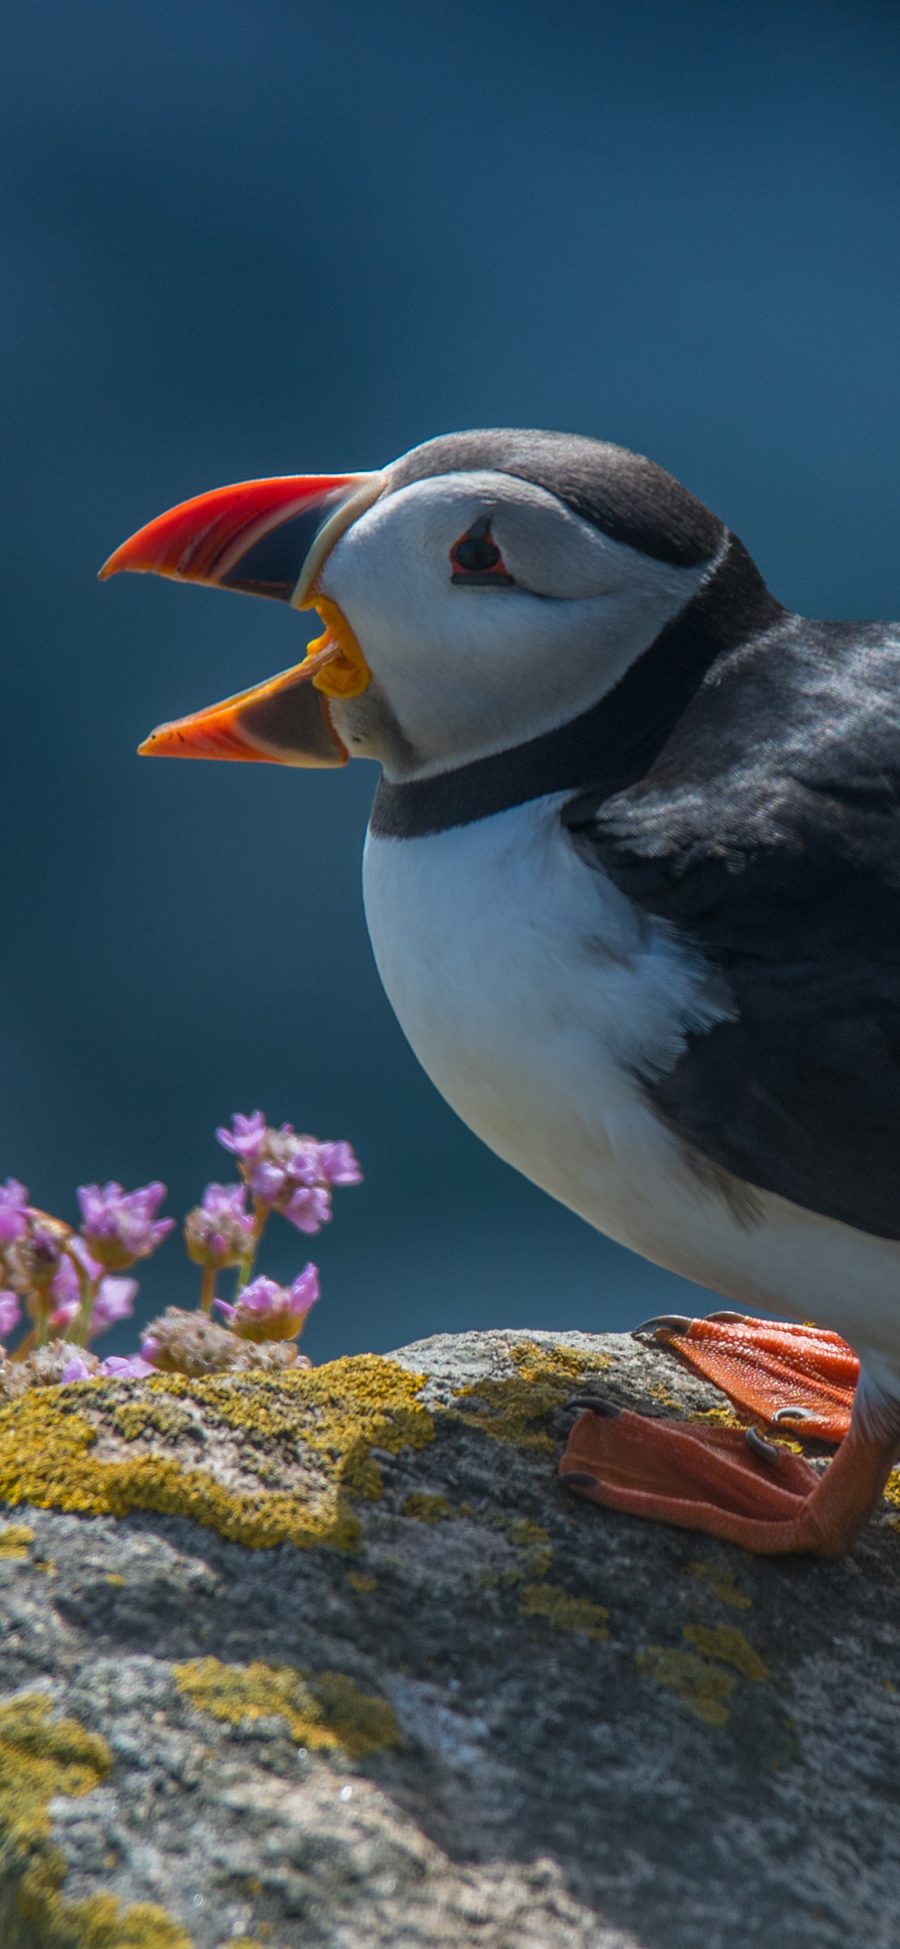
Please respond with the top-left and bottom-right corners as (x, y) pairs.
(455, 535), (500, 571)
(450, 517), (514, 586)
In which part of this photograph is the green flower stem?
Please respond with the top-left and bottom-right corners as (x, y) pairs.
(67, 1250), (99, 1347)
(234, 1200), (269, 1294)
(10, 1326), (37, 1364)
(199, 1263), (217, 1317)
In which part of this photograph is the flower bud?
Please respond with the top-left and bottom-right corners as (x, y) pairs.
(184, 1183), (254, 1269)
(6, 1217), (69, 1296)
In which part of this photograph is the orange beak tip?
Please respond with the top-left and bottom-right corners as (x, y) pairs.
(137, 727), (175, 758)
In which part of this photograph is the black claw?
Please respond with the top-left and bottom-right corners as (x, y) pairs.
(632, 1313), (693, 1342)
(566, 1395), (622, 1418)
(560, 1472), (599, 1492)
(771, 1406), (816, 1425)
(704, 1310), (744, 1323)
(745, 1424), (783, 1467)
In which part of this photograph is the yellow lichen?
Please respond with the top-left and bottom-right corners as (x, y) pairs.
(174, 1658), (398, 1760)
(688, 1405), (744, 1429)
(484, 1514), (555, 1586)
(637, 1647), (735, 1728)
(18, 1881), (194, 1948)
(0, 1692), (191, 1948)
(881, 1470), (900, 1509)
(0, 1524), (34, 1560)
(0, 1692), (111, 1841)
(518, 1581), (609, 1641)
(0, 1356), (433, 1554)
(507, 1517), (550, 1549)
(686, 1561), (752, 1610)
(504, 1516), (553, 1578)
(452, 1340), (608, 1454)
(111, 1398), (197, 1443)
(646, 1381), (680, 1409)
(0, 1340), (622, 1565)
(401, 1492), (456, 1523)
(347, 1571), (377, 1594)
(182, 1357), (433, 1485)
(683, 1623), (768, 1682)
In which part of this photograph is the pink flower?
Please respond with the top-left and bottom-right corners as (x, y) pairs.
(317, 1141), (363, 1186)
(49, 1295), (79, 1334)
(48, 1250), (137, 1339)
(0, 1292), (21, 1339)
(214, 1265), (320, 1343)
(77, 1181), (174, 1271)
(217, 1114), (360, 1237)
(248, 1160), (289, 1202)
(90, 1277), (138, 1335)
(97, 1354), (155, 1378)
(60, 1356), (93, 1383)
(0, 1180), (29, 1248)
(215, 1111), (268, 1163)
(48, 1253), (83, 1332)
(50, 1255), (81, 1307)
(282, 1184), (332, 1235)
(245, 1129), (322, 1206)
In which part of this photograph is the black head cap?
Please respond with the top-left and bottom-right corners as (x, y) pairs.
(386, 428), (723, 570)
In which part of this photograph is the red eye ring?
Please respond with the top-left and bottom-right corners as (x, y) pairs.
(450, 518), (514, 586)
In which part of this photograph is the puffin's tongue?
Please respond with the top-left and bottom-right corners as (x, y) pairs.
(301, 597), (371, 699)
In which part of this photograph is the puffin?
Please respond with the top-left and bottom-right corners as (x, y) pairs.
(101, 428), (900, 1558)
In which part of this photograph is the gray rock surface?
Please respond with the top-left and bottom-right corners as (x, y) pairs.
(0, 1327), (898, 1948)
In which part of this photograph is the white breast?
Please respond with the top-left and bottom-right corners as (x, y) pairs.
(362, 794), (900, 1373)
(362, 796), (726, 1253)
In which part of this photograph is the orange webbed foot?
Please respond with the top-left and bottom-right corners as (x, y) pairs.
(560, 1403), (897, 1556)
(635, 1311), (858, 1442)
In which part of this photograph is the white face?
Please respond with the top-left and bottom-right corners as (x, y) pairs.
(317, 470), (718, 779)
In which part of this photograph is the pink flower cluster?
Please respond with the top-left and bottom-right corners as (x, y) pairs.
(0, 1112), (361, 1382)
(216, 1112), (361, 1235)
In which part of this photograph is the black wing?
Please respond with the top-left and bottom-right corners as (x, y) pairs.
(565, 613), (900, 1239)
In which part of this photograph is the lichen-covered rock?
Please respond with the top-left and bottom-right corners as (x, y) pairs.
(0, 1328), (896, 1947)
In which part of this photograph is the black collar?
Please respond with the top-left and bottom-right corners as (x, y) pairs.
(369, 535), (783, 841)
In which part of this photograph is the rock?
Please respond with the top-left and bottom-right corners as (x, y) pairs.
(0, 1327), (896, 1947)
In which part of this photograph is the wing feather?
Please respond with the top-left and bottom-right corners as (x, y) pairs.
(565, 615), (900, 1239)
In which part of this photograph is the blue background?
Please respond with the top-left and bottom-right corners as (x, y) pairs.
(3, 0), (899, 1360)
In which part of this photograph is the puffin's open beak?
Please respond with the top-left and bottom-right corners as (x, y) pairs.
(100, 472), (383, 766)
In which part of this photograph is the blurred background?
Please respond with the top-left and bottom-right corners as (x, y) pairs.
(3, 0), (900, 1361)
